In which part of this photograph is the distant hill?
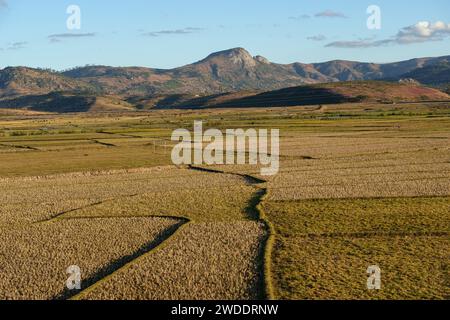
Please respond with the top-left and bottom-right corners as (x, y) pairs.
(145, 81), (450, 109)
(1, 81), (448, 113)
(1, 48), (449, 112)
(60, 48), (315, 96)
(0, 92), (134, 113)
(58, 48), (450, 97)
(0, 67), (98, 97)
(1, 48), (450, 99)
(399, 61), (450, 85)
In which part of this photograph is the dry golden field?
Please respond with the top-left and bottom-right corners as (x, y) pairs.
(0, 166), (266, 299)
(76, 222), (265, 300)
(0, 217), (180, 300)
(0, 102), (448, 300)
(264, 198), (449, 299)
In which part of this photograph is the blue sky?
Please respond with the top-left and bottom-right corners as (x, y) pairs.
(1, 0), (449, 70)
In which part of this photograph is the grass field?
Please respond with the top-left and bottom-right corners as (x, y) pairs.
(0, 101), (448, 300)
(264, 198), (449, 299)
(0, 217), (180, 300)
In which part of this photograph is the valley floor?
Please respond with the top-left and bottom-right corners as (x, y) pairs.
(0, 102), (448, 299)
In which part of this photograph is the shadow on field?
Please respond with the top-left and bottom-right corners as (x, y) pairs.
(0, 93), (96, 113)
(150, 86), (355, 109)
(245, 188), (271, 300)
(188, 165), (266, 185)
(212, 86), (354, 108)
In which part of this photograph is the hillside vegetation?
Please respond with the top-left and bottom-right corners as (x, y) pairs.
(1, 81), (448, 113)
(1, 48), (449, 113)
(151, 81), (450, 109)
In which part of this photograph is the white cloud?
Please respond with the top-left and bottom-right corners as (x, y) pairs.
(307, 34), (327, 41)
(142, 27), (204, 37)
(6, 42), (27, 50)
(289, 14), (311, 20)
(326, 20), (450, 48)
(48, 33), (96, 39)
(47, 33), (96, 43)
(396, 21), (450, 44)
(315, 10), (347, 19)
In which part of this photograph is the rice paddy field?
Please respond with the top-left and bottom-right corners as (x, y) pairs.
(0, 101), (448, 300)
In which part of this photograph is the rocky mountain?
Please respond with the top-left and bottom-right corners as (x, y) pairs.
(60, 48), (314, 96)
(399, 61), (450, 85)
(0, 48), (449, 101)
(0, 67), (97, 97)
(59, 48), (450, 97)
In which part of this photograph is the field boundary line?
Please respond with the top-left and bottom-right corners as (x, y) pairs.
(256, 188), (276, 300)
(294, 231), (450, 239)
(34, 193), (140, 224)
(277, 161), (450, 174)
(267, 176), (450, 191)
(0, 165), (178, 182)
(188, 165), (266, 184)
(90, 139), (117, 147)
(49, 214), (184, 222)
(268, 195), (450, 203)
(0, 143), (40, 151)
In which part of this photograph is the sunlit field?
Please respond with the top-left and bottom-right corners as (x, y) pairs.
(0, 102), (448, 300)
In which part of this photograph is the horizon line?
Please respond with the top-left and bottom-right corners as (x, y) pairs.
(1, 47), (449, 72)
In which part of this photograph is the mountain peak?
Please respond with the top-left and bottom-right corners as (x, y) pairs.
(202, 48), (272, 66)
(201, 47), (257, 67)
(208, 47), (252, 58)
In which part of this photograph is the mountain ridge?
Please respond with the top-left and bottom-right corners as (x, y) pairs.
(1, 48), (449, 100)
